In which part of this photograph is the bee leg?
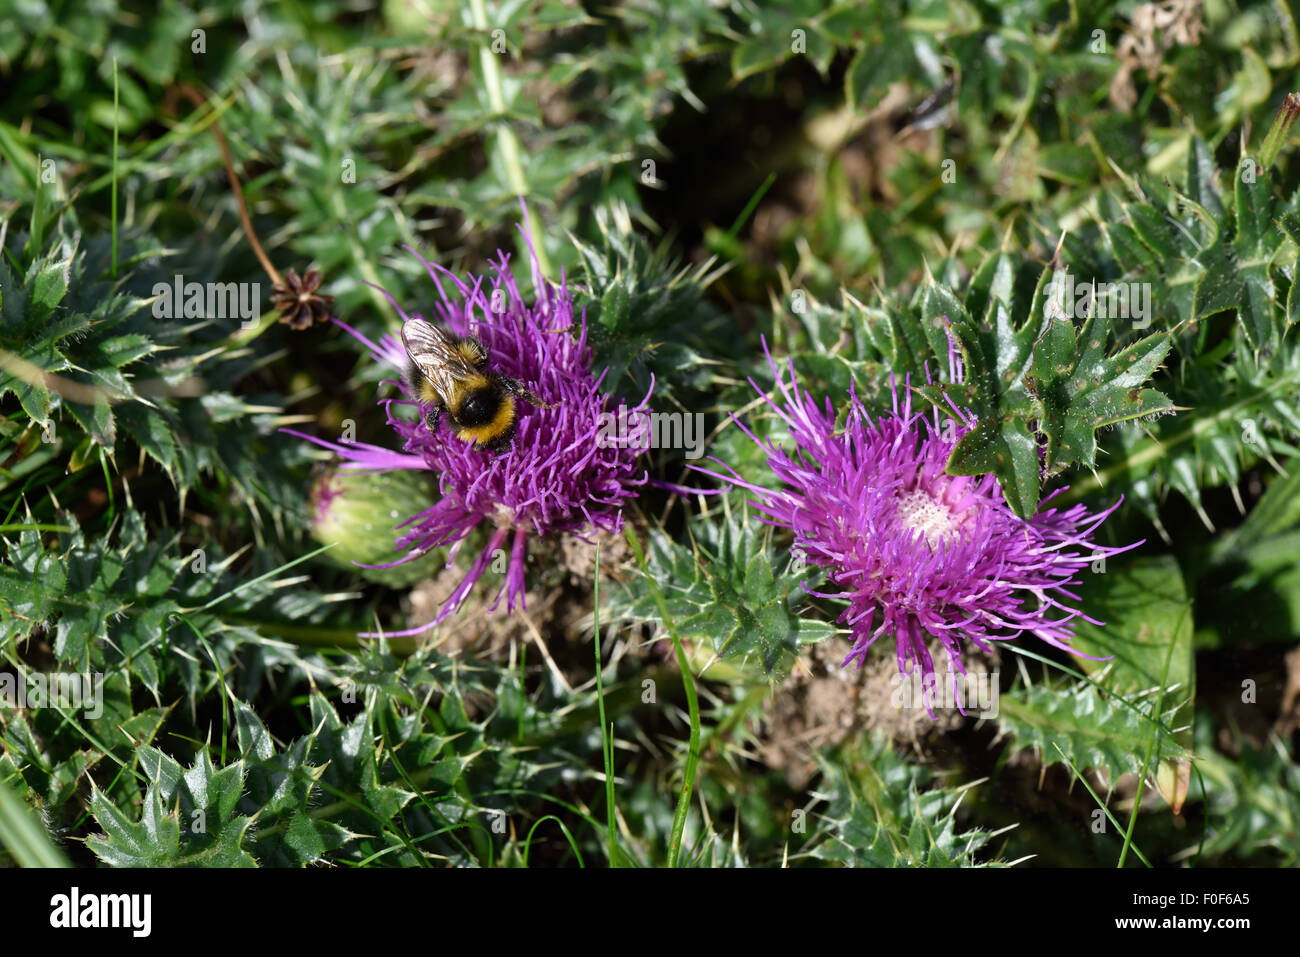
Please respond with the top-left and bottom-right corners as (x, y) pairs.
(424, 405), (442, 434)
(502, 377), (554, 409)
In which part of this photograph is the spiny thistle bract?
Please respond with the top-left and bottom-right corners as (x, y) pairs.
(289, 220), (651, 634)
(698, 339), (1139, 714)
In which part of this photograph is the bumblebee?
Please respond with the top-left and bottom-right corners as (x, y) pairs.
(401, 317), (549, 452)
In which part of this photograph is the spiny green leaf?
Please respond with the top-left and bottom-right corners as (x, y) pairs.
(1191, 726), (1300, 865)
(1067, 556), (1195, 810)
(998, 681), (1189, 786)
(805, 735), (1006, 867)
(606, 511), (832, 680)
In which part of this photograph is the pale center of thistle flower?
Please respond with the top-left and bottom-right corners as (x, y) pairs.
(895, 487), (961, 549)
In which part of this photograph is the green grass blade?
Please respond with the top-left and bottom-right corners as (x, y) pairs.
(624, 524), (701, 868)
(111, 57), (119, 279)
(592, 543), (622, 866)
(0, 775), (70, 868)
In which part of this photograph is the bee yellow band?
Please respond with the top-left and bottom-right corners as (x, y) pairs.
(457, 396), (516, 446)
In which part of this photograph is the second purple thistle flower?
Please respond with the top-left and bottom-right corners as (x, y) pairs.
(697, 338), (1140, 713)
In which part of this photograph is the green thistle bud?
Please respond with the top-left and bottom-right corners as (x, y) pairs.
(309, 467), (444, 587)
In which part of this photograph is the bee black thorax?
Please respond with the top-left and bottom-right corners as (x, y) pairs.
(453, 385), (517, 450)
(451, 378), (501, 425)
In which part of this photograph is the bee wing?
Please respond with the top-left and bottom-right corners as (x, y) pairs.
(401, 319), (475, 403)
(401, 317), (457, 357)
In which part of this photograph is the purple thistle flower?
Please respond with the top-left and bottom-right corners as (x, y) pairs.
(287, 217), (650, 635)
(697, 338), (1140, 714)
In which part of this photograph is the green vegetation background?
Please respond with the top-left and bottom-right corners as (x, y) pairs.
(1, 0), (1298, 867)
